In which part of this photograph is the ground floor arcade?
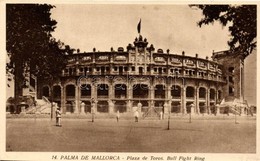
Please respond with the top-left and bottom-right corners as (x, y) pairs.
(39, 76), (223, 115)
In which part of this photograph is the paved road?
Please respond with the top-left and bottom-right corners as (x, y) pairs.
(6, 117), (256, 153)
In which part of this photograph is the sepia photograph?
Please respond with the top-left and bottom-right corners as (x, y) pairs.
(1, 1), (258, 161)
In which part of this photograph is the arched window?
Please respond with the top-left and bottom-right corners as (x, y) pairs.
(171, 85), (181, 98)
(81, 84), (91, 97)
(186, 87), (195, 98)
(199, 88), (206, 99)
(155, 85), (165, 98)
(97, 84), (109, 97)
(210, 89), (215, 100)
(42, 86), (49, 97)
(115, 84), (127, 98)
(133, 84), (149, 98)
(97, 101), (109, 113)
(66, 85), (75, 97)
(53, 85), (61, 98)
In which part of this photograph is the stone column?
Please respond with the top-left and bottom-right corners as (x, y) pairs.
(182, 87), (187, 114)
(108, 100), (115, 113)
(207, 89), (210, 114)
(150, 85), (155, 102)
(74, 85), (79, 114)
(169, 99), (172, 113)
(196, 87), (200, 114)
(137, 102), (142, 113)
(167, 84), (171, 101)
(127, 82), (132, 99)
(72, 101), (76, 113)
(214, 90), (217, 114)
(127, 100), (133, 112)
(216, 104), (220, 115)
(190, 103), (195, 115)
(163, 102), (169, 119)
(80, 101), (85, 114)
(61, 85), (66, 114)
(127, 81), (133, 113)
(91, 81), (97, 112)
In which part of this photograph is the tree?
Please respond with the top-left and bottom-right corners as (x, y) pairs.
(190, 5), (256, 59)
(6, 4), (72, 107)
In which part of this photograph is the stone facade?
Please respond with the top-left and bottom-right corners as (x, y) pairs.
(37, 35), (244, 116)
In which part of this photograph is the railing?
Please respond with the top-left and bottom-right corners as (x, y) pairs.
(42, 96), (50, 104)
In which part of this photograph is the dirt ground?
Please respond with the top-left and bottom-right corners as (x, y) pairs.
(6, 116), (256, 153)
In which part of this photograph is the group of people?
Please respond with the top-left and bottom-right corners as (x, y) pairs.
(54, 102), (141, 127)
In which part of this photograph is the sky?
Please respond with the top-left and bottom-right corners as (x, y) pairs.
(49, 4), (256, 105)
(50, 4), (231, 58)
(5, 3), (256, 106)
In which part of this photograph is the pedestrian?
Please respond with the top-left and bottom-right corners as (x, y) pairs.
(56, 107), (62, 127)
(116, 110), (120, 122)
(134, 110), (139, 122)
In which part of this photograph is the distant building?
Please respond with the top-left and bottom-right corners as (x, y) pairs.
(36, 34), (246, 115)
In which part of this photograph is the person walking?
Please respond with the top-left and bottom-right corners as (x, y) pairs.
(56, 107), (62, 127)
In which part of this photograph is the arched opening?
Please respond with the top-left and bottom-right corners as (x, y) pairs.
(97, 101), (109, 113)
(186, 102), (193, 113)
(155, 85), (165, 98)
(218, 90), (222, 102)
(154, 101), (164, 108)
(210, 102), (215, 114)
(133, 84), (148, 98)
(115, 84), (127, 98)
(153, 101), (164, 114)
(81, 84), (91, 97)
(199, 87), (206, 99)
(133, 101), (149, 112)
(53, 85), (61, 99)
(83, 101), (91, 113)
(42, 86), (49, 97)
(97, 84), (109, 97)
(65, 101), (74, 113)
(171, 101), (181, 113)
(66, 85), (75, 98)
(171, 85), (181, 98)
(186, 86), (195, 98)
(114, 101), (127, 113)
(199, 102), (206, 113)
(210, 89), (215, 101)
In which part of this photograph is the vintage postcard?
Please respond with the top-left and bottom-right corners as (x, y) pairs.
(1, 1), (259, 161)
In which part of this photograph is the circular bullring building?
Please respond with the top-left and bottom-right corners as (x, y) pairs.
(37, 34), (244, 116)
